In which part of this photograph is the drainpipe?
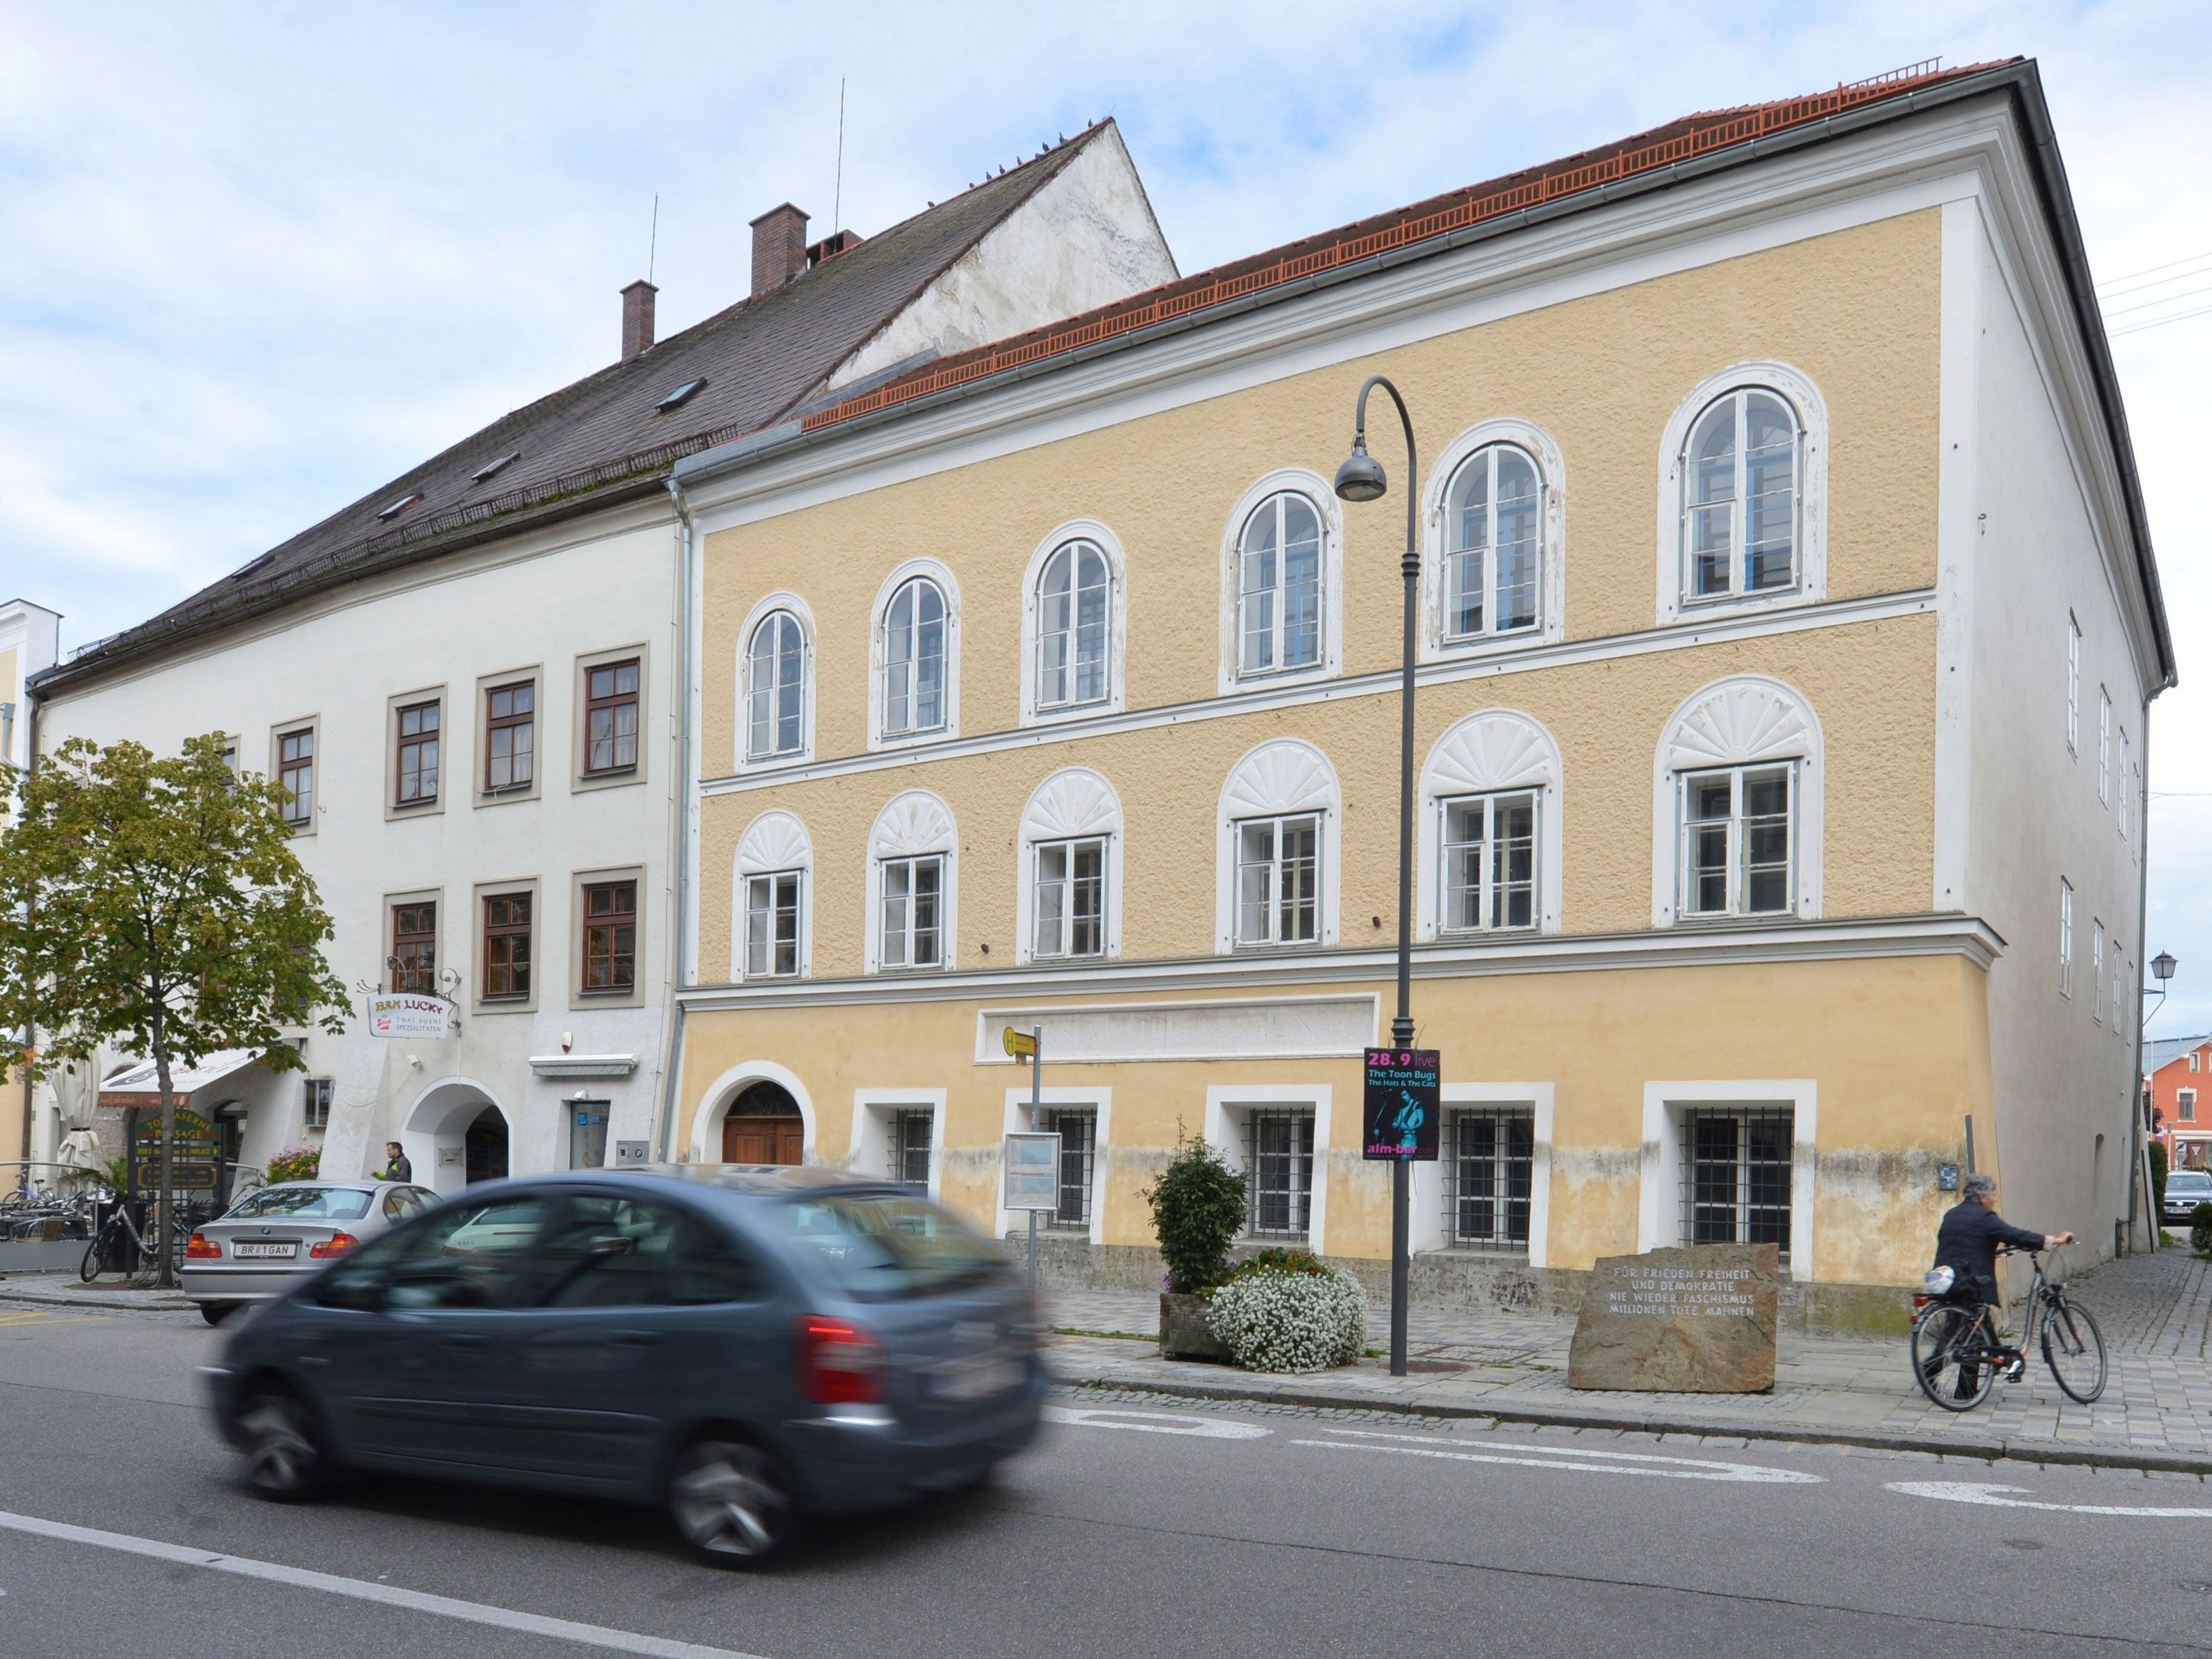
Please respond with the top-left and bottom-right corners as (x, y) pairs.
(655, 474), (698, 1164)
(2130, 696), (2154, 1251)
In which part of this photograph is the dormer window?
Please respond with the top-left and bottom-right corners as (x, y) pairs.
(471, 453), (520, 484)
(657, 378), (706, 412)
(376, 492), (423, 522)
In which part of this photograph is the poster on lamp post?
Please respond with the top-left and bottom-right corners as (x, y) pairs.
(1362, 1048), (1440, 1160)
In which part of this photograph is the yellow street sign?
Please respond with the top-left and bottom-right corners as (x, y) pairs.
(1002, 1027), (1038, 1059)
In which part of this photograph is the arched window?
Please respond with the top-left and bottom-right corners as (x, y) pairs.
(883, 577), (947, 738)
(1443, 445), (1543, 640)
(734, 810), (812, 981)
(1682, 388), (1802, 604)
(1035, 540), (1111, 712)
(1215, 740), (1341, 951)
(1017, 769), (1124, 964)
(1237, 492), (1324, 676)
(1417, 710), (1563, 939)
(745, 610), (806, 761)
(866, 791), (957, 972)
(1651, 676), (1824, 926)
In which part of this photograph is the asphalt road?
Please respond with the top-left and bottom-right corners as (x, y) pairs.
(6, 1302), (2212, 1658)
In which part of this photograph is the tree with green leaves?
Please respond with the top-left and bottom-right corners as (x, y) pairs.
(0, 733), (347, 1286)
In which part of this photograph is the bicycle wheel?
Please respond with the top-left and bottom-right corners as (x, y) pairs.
(1912, 1304), (1996, 1411)
(2042, 1294), (2107, 1404)
(79, 1231), (103, 1283)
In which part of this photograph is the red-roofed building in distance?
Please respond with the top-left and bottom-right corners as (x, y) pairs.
(2147, 1036), (2212, 1170)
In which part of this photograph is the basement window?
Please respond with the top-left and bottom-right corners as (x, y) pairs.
(656, 378), (706, 413)
(470, 452), (520, 484)
(376, 492), (423, 522)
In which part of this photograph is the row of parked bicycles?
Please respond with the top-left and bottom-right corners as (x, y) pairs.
(2, 1177), (238, 1285)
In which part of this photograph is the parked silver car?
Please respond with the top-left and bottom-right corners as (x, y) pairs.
(2164, 1167), (2212, 1224)
(184, 1180), (438, 1323)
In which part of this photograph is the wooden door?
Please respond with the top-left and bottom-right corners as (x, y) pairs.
(723, 1115), (803, 1165)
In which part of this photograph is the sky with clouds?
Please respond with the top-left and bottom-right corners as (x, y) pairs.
(2, 1), (2208, 1018)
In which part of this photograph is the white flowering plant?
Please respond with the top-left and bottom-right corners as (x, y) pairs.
(1205, 1259), (1366, 1373)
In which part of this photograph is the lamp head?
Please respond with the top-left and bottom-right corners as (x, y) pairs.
(2156, 950), (2179, 983)
(1334, 437), (1388, 503)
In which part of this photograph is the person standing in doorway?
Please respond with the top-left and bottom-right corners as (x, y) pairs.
(378, 1142), (412, 1182)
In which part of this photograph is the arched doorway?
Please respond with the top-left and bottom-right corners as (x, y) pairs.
(722, 1081), (803, 1164)
(465, 1106), (509, 1184)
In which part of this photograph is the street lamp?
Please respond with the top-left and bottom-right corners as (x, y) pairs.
(1335, 374), (1419, 1379)
(2148, 950), (2179, 1028)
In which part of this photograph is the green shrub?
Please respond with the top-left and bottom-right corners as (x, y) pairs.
(1144, 1135), (1246, 1294)
(2191, 1201), (2212, 1258)
(265, 1144), (321, 1184)
(1207, 1267), (1366, 1373)
(1225, 1246), (1327, 1282)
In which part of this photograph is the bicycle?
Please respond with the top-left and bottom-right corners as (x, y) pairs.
(1910, 1246), (2107, 1411)
(80, 1199), (200, 1284)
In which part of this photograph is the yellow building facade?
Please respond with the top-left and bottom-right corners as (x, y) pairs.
(664, 68), (2169, 1323)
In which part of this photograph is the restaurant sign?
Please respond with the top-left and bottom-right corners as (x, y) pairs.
(369, 993), (455, 1040)
(131, 1106), (219, 1193)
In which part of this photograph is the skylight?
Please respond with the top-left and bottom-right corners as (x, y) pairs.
(471, 452), (520, 484)
(376, 492), (423, 522)
(657, 378), (706, 412)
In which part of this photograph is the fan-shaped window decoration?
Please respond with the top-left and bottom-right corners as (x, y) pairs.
(884, 577), (947, 738)
(1443, 445), (1543, 640)
(1216, 740), (1340, 951)
(1683, 388), (1802, 603)
(1018, 770), (1123, 964)
(867, 792), (957, 972)
(1652, 677), (1824, 926)
(734, 810), (812, 980)
(1036, 540), (1111, 712)
(745, 610), (807, 760)
(1238, 492), (1324, 676)
(1418, 710), (1563, 939)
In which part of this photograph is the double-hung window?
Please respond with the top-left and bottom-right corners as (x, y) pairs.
(301, 1077), (333, 1131)
(884, 577), (947, 738)
(485, 683), (534, 790)
(1237, 492), (1323, 676)
(1033, 837), (1105, 959)
(744, 870), (802, 978)
(1443, 443), (1542, 640)
(2099, 689), (2112, 805)
(1235, 814), (1319, 946)
(1683, 1107), (1793, 1260)
(2182, 1090), (2198, 1125)
(1036, 540), (1110, 711)
(1683, 388), (1800, 603)
(2059, 879), (2074, 998)
(747, 612), (805, 760)
(2066, 616), (2081, 753)
(1445, 1108), (1534, 1250)
(585, 660), (640, 775)
(582, 880), (636, 993)
(396, 701), (440, 806)
(2092, 923), (2106, 1024)
(1439, 792), (1536, 933)
(1041, 1107), (1096, 1231)
(879, 854), (944, 970)
(481, 894), (531, 1000)
(1679, 764), (1794, 918)
(1244, 1110), (1314, 1240)
(276, 727), (314, 826)
(391, 901), (436, 993)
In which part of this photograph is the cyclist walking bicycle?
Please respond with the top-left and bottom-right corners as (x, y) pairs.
(1912, 1170), (2105, 1410)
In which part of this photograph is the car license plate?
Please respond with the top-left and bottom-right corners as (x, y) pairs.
(232, 1241), (297, 1260)
(931, 1350), (1021, 1402)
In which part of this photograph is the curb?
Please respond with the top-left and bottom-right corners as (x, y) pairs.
(1051, 1366), (2212, 1478)
(0, 1281), (195, 1313)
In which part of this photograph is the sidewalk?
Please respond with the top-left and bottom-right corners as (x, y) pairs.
(1044, 1248), (2212, 1474)
(0, 1271), (195, 1312)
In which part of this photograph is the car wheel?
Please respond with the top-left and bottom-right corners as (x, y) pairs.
(668, 1437), (799, 1566)
(238, 1384), (324, 1503)
(200, 1302), (234, 1326)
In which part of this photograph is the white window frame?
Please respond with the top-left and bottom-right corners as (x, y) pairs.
(1015, 768), (1124, 966)
(2119, 726), (2132, 842)
(1233, 812), (1323, 949)
(1655, 363), (1827, 627)
(2092, 921), (2105, 1024)
(2098, 688), (2112, 805)
(735, 592), (815, 770)
(868, 559), (961, 750)
(1417, 709), (1562, 939)
(1205, 1084), (1333, 1255)
(1676, 762), (1797, 921)
(997, 1085), (1112, 1246)
(849, 1090), (946, 1200)
(1019, 520), (1126, 726)
(1407, 1082), (1554, 1264)
(878, 855), (947, 973)
(743, 870), (804, 981)
(732, 810), (812, 981)
(2117, 953), (2128, 1038)
(864, 790), (958, 973)
(1217, 469), (1343, 695)
(1436, 792), (1540, 935)
(1638, 1080), (1816, 1283)
(2066, 614), (2081, 755)
(1216, 740), (1341, 952)
(1653, 676), (1823, 926)
(1421, 418), (1566, 659)
(2059, 878), (2073, 998)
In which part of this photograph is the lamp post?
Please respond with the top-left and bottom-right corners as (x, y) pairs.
(2149, 950), (2179, 1028)
(1334, 375), (1418, 1379)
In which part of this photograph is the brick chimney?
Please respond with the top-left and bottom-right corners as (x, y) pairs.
(620, 279), (657, 361)
(750, 203), (810, 298)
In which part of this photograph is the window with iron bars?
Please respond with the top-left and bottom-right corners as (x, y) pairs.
(1244, 1109), (1314, 1240)
(889, 1108), (933, 1190)
(1443, 1108), (1534, 1251)
(1680, 1107), (1792, 1261)
(1040, 1107), (1096, 1231)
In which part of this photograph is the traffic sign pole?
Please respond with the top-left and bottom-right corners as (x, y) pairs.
(1028, 1027), (1042, 1292)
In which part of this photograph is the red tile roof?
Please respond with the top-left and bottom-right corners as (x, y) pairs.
(800, 58), (2010, 436)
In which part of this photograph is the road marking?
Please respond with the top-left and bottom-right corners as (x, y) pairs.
(0, 1508), (764, 1658)
(1888, 1482), (2212, 1518)
(1294, 1428), (1822, 1484)
(1043, 1406), (1271, 1440)
(0, 1311), (100, 1328)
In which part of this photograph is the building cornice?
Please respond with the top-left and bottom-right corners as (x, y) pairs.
(676, 911), (2005, 1012)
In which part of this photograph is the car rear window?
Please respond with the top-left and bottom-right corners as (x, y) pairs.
(769, 1192), (1008, 1301)
(227, 1187), (373, 1221)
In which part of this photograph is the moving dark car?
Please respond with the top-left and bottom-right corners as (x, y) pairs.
(200, 1166), (1043, 1564)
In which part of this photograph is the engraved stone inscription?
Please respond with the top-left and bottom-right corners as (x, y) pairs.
(1567, 1243), (1779, 1393)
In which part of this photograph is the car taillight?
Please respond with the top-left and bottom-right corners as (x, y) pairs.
(185, 1232), (220, 1261)
(309, 1232), (360, 1259)
(796, 1316), (884, 1405)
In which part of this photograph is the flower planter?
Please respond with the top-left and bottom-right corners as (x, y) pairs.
(1158, 1291), (1234, 1363)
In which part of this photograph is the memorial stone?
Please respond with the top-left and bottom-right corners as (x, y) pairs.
(1567, 1242), (1779, 1392)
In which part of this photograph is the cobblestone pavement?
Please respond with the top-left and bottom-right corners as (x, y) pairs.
(1041, 1247), (2212, 1465)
